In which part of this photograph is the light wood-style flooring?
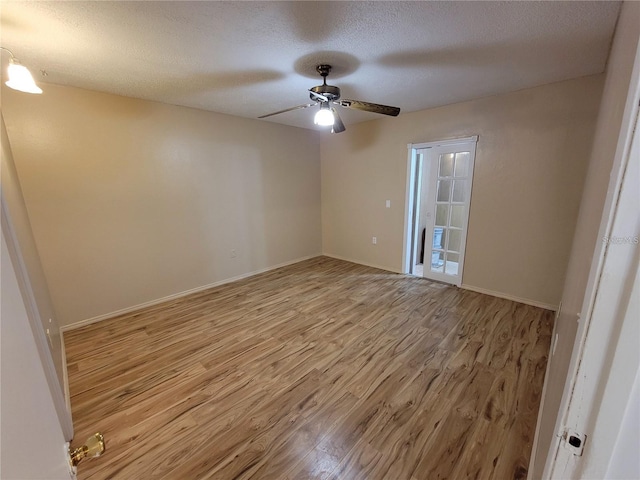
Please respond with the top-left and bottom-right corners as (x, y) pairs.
(64, 256), (553, 479)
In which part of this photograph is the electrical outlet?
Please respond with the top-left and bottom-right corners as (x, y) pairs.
(230, 249), (237, 258)
(386, 200), (391, 208)
(372, 237), (377, 245)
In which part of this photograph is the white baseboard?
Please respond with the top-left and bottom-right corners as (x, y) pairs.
(61, 254), (322, 332)
(321, 252), (402, 274)
(461, 284), (558, 311)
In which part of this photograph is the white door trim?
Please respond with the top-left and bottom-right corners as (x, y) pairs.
(402, 147), (418, 274)
(409, 135), (478, 150)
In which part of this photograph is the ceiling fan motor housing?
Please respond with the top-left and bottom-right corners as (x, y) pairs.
(309, 84), (341, 102)
(309, 64), (341, 102)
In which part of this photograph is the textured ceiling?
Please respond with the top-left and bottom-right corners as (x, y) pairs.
(0, 1), (621, 131)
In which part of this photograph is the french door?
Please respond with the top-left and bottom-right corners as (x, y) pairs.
(408, 138), (477, 286)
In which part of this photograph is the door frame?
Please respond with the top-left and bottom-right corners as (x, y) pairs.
(402, 135), (478, 284)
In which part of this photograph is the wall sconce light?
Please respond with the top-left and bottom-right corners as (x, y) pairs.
(1, 47), (43, 94)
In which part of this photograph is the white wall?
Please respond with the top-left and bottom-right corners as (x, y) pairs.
(1, 228), (70, 480)
(1, 84), (322, 326)
(321, 74), (603, 308)
(531, 3), (640, 476)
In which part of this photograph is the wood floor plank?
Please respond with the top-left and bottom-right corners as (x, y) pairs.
(65, 256), (553, 479)
(238, 391), (360, 480)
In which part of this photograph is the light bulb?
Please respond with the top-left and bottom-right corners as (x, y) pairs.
(5, 58), (42, 94)
(314, 107), (334, 126)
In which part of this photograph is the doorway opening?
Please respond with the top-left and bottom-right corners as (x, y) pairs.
(403, 136), (477, 286)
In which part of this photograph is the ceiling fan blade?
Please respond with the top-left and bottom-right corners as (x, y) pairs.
(258, 103), (316, 119)
(331, 108), (346, 134)
(338, 99), (401, 117)
(309, 90), (329, 102)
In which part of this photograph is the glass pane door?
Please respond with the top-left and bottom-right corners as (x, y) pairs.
(418, 141), (476, 286)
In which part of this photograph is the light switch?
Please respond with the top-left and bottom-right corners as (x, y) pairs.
(385, 200), (391, 208)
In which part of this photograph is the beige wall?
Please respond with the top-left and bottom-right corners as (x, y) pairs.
(1, 84), (321, 326)
(532, 2), (640, 476)
(321, 74), (604, 308)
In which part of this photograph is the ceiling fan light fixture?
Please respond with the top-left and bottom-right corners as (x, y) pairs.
(314, 105), (334, 126)
(4, 55), (42, 94)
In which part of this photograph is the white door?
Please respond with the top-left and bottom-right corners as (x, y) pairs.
(417, 140), (476, 286)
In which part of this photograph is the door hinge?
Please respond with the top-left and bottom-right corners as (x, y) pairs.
(562, 428), (586, 456)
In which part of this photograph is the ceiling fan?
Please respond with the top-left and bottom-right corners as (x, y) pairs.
(258, 64), (401, 133)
